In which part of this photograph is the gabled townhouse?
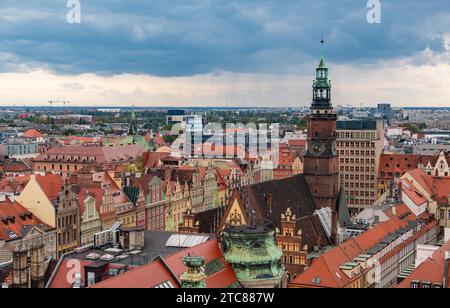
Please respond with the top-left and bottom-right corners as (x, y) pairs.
(16, 174), (63, 228)
(78, 188), (102, 246)
(0, 196), (56, 264)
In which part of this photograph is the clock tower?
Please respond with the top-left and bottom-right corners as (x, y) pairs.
(304, 47), (340, 214)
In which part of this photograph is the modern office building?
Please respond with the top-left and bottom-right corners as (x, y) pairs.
(337, 120), (385, 213)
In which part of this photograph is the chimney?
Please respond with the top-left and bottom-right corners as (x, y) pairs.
(30, 243), (45, 289)
(392, 205), (397, 217)
(265, 194), (273, 214)
(398, 181), (403, 201)
(12, 248), (29, 289)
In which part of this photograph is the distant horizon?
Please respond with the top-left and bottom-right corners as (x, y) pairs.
(1, 104), (450, 110)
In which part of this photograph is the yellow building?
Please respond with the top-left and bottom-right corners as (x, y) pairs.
(16, 174), (63, 228)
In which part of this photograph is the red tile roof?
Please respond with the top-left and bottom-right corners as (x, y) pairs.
(36, 144), (144, 164)
(378, 154), (436, 179)
(402, 183), (427, 206)
(1, 161), (32, 173)
(78, 187), (103, 216)
(0, 175), (31, 194)
(201, 144), (245, 158)
(407, 168), (434, 196)
(432, 177), (450, 205)
(397, 240), (450, 288)
(48, 259), (94, 289)
(0, 197), (52, 241)
(288, 139), (306, 147)
(22, 129), (44, 139)
(290, 215), (419, 288)
(65, 136), (97, 145)
(384, 202), (414, 219)
(35, 174), (64, 204)
(92, 239), (238, 288)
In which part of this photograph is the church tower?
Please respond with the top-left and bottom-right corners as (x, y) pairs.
(303, 42), (340, 240)
(128, 104), (136, 136)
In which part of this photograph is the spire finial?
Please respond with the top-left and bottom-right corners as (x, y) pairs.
(321, 33), (324, 55)
(318, 34), (326, 68)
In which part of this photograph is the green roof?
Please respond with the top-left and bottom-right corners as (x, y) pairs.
(123, 186), (140, 205)
(318, 56), (326, 68)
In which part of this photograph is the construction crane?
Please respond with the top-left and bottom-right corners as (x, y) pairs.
(48, 101), (71, 114)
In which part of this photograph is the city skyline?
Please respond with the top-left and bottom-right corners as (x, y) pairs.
(0, 1), (449, 107)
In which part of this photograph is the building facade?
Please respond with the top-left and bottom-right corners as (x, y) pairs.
(56, 181), (81, 257)
(337, 120), (384, 213)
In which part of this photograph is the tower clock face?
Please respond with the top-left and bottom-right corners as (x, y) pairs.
(311, 141), (326, 156)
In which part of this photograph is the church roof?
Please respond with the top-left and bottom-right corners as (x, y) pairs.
(242, 174), (331, 250)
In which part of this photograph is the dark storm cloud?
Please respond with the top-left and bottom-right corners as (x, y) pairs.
(0, 0), (449, 76)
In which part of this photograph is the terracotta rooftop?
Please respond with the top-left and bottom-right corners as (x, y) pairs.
(378, 154), (436, 179)
(22, 129), (44, 139)
(0, 197), (52, 241)
(431, 177), (450, 205)
(35, 174), (64, 205)
(0, 175), (31, 194)
(290, 214), (424, 288)
(288, 139), (306, 147)
(1, 160), (32, 173)
(407, 168), (434, 196)
(397, 240), (450, 288)
(92, 239), (238, 289)
(402, 182), (427, 206)
(36, 144), (144, 164)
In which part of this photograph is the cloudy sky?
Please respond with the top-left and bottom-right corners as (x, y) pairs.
(0, 0), (449, 107)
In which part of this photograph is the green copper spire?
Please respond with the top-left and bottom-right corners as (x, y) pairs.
(180, 255), (207, 288)
(312, 36), (332, 107)
(222, 226), (284, 288)
(318, 56), (326, 69)
(128, 103), (136, 136)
